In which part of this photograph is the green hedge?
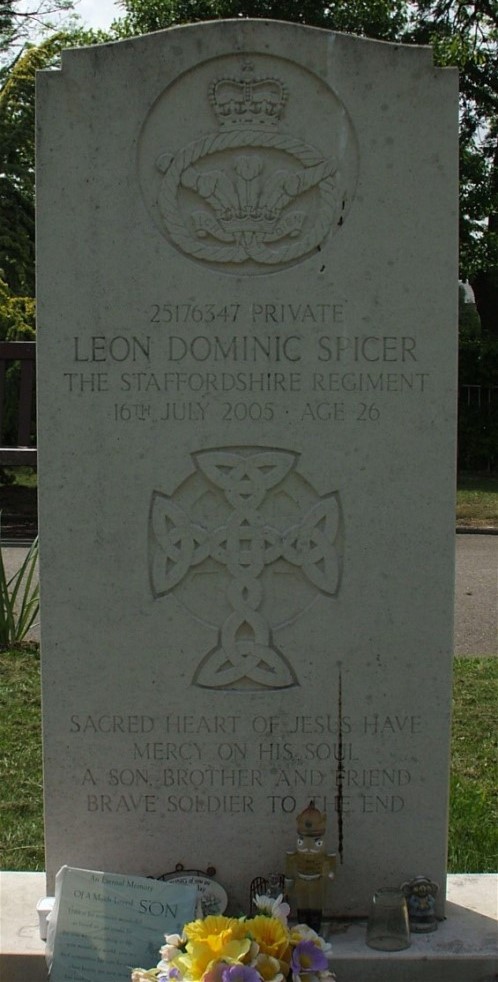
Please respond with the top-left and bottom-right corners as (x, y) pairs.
(458, 337), (498, 472)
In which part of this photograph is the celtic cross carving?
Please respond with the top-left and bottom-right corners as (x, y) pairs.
(148, 448), (343, 690)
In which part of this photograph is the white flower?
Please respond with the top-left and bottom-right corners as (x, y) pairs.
(160, 934), (184, 963)
(291, 926), (332, 958)
(253, 893), (291, 924)
(160, 946), (180, 962)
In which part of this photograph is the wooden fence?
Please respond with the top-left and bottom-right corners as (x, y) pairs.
(0, 341), (37, 466)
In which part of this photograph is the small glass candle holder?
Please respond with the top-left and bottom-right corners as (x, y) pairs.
(366, 888), (411, 951)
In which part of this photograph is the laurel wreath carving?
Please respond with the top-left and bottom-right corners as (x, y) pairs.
(157, 129), (340, 265)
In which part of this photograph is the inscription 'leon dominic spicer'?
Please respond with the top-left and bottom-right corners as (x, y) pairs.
(73, 334), (418, 364)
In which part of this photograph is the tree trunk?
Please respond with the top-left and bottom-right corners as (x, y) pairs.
(471, 268), (498, 335)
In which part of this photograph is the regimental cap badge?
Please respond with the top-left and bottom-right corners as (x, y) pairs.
(209, 62), (287, 129)
(141, 51), (359, 269)
(297, 800), (327, 837)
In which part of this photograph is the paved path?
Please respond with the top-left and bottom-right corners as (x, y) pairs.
(2, 535), (497, 654)
(454, 534), (497, 656)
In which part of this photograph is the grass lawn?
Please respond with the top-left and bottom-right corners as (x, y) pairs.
(456, 474), (498, 528)
(0, 647), (43, 869)
(0, 649), (496, 874)
(448, 659), (498, 872)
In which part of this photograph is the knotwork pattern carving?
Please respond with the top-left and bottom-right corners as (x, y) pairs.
(149, 448), (343, 690)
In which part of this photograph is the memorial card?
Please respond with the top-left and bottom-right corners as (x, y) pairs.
(47, 866), (197, 981)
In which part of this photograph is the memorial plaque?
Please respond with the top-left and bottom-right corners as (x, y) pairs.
(37, 20), (458, 914)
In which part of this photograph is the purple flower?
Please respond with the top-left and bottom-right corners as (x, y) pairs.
(158, 967), (181, 981)
(221, 965), (261, 982)
(291, 942), (329, 975)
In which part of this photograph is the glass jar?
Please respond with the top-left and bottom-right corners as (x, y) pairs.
(366, 888), (411, 951)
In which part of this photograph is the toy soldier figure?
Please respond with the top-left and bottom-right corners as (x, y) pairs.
(285, 800), (336, 930)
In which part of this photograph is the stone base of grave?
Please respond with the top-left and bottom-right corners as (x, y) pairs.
(0, 872), (496, 982)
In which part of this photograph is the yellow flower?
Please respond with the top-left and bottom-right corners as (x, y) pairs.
(173, 916), (254, 980)
(176, 939), (253, 980)
(254, 952), (285, 982)
(184, 917), (247, 945)
(245, 916), (290, 962)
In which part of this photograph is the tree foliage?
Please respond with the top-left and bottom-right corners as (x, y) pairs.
(0, 277), (36, 340)
(0, 11), (105, 318)
(0, 4), (75, 336)
(410, 0), (498, 333)
(114, 0), (408, 40)
(0, 34), (67, 296)
(0, 0), (74, 79)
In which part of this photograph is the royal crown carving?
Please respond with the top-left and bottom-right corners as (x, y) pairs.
(209, 63), (287, 129)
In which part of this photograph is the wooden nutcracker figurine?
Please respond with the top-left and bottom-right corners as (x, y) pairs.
(285, 800), (336, 930)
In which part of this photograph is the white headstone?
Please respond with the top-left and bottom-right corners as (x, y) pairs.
(37, 20), (458, 915)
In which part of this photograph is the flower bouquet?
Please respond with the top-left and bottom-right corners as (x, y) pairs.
(131, 894), (336, 982)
